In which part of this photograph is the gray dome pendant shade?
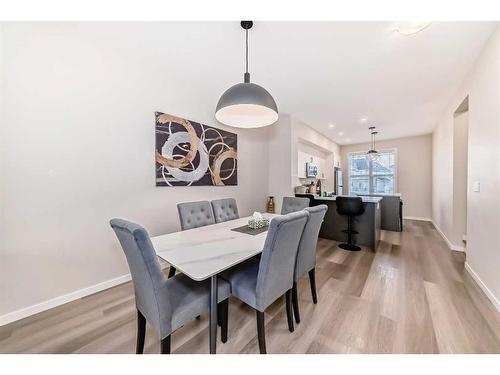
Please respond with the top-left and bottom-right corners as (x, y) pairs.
(215, 21), (279, 129)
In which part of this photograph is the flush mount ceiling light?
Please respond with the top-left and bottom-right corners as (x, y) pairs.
(215, 21), (279, 129)
(394, 21), (432, 35)
(329, 124), (335, 128)
(367, 126), (379, 160)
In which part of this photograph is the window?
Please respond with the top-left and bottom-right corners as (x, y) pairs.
(348, 149), (396, 195)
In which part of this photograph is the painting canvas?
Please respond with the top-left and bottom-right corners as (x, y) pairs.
(155, 112), (238, 186)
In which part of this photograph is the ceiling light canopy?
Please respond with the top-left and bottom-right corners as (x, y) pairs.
(394, 21), (432, 35)
(215, 21), (279, 129)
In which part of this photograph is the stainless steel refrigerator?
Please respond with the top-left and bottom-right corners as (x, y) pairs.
(334, 167), (343, 195)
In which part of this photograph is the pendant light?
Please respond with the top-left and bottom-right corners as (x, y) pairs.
(367, 126), (379, 161)
(215, 21), (279, 128)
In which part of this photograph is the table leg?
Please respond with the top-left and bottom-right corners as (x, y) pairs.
(209, 274), (218, 354)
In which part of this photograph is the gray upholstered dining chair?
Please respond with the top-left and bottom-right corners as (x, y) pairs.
(281, 196), (310, 215)
(110, 218), (230, 354)
(177, 200), (215, 231)
(221, 211), (309, 354)
(291, 205), (327, 324)
(211, 198), (239, 223)
(170, 201), (216, 278)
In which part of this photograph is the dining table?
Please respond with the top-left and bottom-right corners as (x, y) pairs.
(150, 213), (279, 354)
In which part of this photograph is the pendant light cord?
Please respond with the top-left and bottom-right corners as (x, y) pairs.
(245, 28), (249, 74)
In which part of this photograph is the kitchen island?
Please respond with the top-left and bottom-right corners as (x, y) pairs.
(305, 195), (382, 251)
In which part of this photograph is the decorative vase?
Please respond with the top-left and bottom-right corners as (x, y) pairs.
(266, 196), (275, 213)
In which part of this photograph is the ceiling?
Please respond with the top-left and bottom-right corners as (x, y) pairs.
(82, 21), (497, 145)
(248, 22), (497, 145)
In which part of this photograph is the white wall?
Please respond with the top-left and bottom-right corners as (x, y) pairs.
(0, 23), (270, 319)
(340, 134), (433, 219)
(452, 111), (469, 246)
(267, 116), (340, 213)
(291, 118), (340, 193)
(267, 114), (292, 214)
(432, 26), (500, 309)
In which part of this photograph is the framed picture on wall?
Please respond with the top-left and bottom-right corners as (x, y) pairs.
(155, 112), (238, 186)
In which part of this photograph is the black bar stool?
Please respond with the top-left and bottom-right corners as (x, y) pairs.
(336, 197), (365, 251)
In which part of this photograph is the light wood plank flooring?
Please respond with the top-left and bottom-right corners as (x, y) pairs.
(1, 220), (499, 354)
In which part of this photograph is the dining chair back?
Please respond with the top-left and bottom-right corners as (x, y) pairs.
(281, 196), (310, 215)
(211, 198), (239, 223)
(110, 219), (170, 336)
(294, 205), (327, 282)
(255, 210), (309, 311)
(291, 205), (327, 323)
(177, 200), (215, 230)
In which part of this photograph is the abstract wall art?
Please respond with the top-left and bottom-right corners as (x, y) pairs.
(155, 112), (238, 186)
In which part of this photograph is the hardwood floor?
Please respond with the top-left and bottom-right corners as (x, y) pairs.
(1, 220), (499, 354)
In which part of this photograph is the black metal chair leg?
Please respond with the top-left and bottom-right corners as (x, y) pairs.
(256, 310), (266, 354)
(219, 299), (229, 343)
(308, 268), (318, 304)
(167, 266), (176, 278)
(136, 310), (146, 354)
(161, 335), (171, 354)
(285, 289), (294, 333)
(292, 282), (300, 324)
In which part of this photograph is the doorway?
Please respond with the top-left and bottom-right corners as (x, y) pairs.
(452, 97), (469, 251)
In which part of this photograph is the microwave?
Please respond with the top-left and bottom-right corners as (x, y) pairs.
(306, 162), (318, 178)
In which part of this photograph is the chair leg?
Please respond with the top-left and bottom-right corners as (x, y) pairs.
(285, 289), (294, 333)
(256, 310), (266, 354)
(292, 282), (300, 324)
(167, 266), (176, 278)
(308, 268), (318, 304)
(161, 335), (171, 354)
(218, 299), (229, 343)
(136, 310), (146, 354)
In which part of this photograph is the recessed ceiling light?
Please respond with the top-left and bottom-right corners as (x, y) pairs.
(329, 124), (335, 128)
(394, 21), (432, 35)
(360, 117), (368, 123)
(346, 138), (351, 142)
(338, 132), (344, 137)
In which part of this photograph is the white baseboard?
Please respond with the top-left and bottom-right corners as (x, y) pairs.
(465, 262), (500, 312)
(431, 220), (466, 252)
(0, 261), (173, 327)
(0, 273), (134, 326)
(404, 216), (432, 221)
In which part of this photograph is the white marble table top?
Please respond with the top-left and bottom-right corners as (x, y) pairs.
(151, 214), (279, 281)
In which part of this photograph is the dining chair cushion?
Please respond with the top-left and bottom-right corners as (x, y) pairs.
(220, 257), (260, 308)
(281, 196), (310, 215)
(211, 198), (240, 223)
(110, 218), (230, 338)
(294, 205), (328, 282)
(167, 273), (231, 332)
(177, 201), (215, 231)
(221, 211), (309, 312)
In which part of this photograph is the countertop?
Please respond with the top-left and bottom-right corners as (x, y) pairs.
(357, 193), (402, 198)
(314, 195), (382, 204)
